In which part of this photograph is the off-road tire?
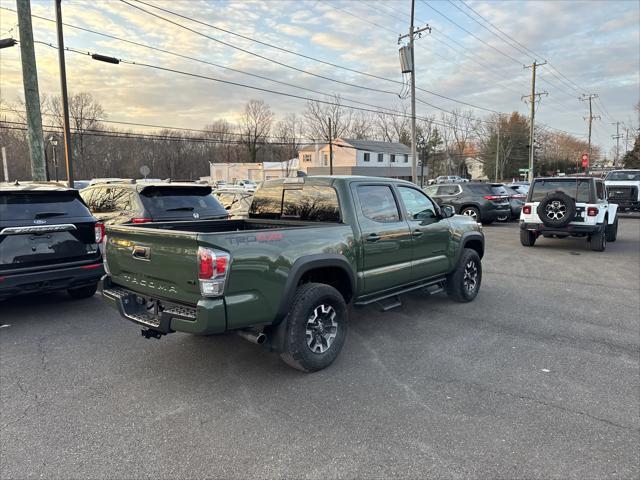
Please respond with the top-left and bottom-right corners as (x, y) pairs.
(279, 283), (348, 373)
(446, 248), (482, 302)
(520, 229), (536, 246)
(606, 216), (618, 242)
(537, 191), (576, 228)
(67, 283), (98, 299)
(590, 229), (607, 252)
(460, 206), (481, 223)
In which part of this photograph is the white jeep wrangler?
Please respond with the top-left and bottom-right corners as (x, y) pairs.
(519, 177), (618, 251)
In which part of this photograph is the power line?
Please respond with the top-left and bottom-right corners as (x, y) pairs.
(419, 0), (524, 66)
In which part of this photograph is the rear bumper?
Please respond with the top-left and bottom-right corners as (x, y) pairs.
(0, 262), (104, 299)
(481, 207), (510, 222)
(520, 222), (602, 235)
(100, 276), (226, 335)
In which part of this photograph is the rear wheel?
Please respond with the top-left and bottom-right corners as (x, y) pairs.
(590, 229), (607, 252)
(460, 206), (480, 222)
(606, 217), (618, 242)
(520, 229), (536, 246)
(446, 248), (482, 302)
(280, 283), (348, 372)
(67, 283), (98, 299)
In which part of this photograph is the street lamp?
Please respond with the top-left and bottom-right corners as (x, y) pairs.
(48, 135), (59, 182)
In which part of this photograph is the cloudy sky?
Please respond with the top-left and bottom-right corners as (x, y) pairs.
(0, 0), (638, 155)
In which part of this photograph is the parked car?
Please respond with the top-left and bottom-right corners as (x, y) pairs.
(212, 189), (254, 218)
(213, 180), (228, 189)
(519, 176), (618, 251)
(435, 175), (467, 184)
(0, 182), (104, 301)
(424, 182), (511, 224)
(604, 169), (640, 211)
(101, 176), (484, 372)
(73, 180), (91, 190)
(506, 183), (530, 196)
(493, 184), (526, 220)
(80, 182), (228, 225)
(235, 179), (257, 191)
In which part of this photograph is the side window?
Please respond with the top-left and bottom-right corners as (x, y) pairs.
(357, 185), (400, 223)
(363, 153), (370, 162)
(378, 153), (383, 162)
(398, 187), (438, 223)
(437, 185), (460, 196)
(596, 181), (605, 200)
(425, 185), (438, 196)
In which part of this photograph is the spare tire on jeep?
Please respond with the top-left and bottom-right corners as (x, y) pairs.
(537, 191), (575, 227)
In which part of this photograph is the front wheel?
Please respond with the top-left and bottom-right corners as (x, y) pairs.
(446, 248), (482, 302)
(280, 283), (348, 372)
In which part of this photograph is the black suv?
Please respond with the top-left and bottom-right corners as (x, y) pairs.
(0, 183), (104, 301)
(80, 182), (228, 225)
(424, 182), (511, 224)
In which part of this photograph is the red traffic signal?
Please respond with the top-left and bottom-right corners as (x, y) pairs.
(581, 153), (589, 168)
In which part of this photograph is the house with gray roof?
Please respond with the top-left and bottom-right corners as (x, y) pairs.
(298, 138), (415, 180)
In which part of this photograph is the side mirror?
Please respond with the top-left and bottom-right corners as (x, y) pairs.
(441, 205), (455, 218)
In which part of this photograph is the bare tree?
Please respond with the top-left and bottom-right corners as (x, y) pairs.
(375, 105), (410, 145)
(303, 94), (352, 142)
(241, 99), (273, 163)
(348, 111), (374, 139)
(275, 113), (303, 176)
(440, 109), (478, 176)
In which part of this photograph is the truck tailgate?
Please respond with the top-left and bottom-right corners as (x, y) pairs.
(105, 226), (202, 305)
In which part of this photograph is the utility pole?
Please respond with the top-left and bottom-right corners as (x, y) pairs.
(398, 0), (430, 185)
(328, 117), (333, 175)
(2, 147), (8, 182)
(580, 94), (600, 165)
(55, 0), (74, 187)
(495, 121), (500, 182)
(16, 0), (47, 181)
(611, 121), (622, 168)
(419, 141), (427, 188)
(522, 60), (547, 183)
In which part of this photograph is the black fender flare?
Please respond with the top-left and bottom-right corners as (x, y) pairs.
(274, 254), (356, 324)
(454, 231), (485, 266)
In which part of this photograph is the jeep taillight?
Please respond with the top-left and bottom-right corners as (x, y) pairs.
(197, 247), (230, 297)
(523, 205), (532, 214)
(587, 207), (599, 216)
(94, 222), (105, 243)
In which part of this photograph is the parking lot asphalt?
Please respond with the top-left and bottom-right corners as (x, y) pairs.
(1, 219), (639, 479)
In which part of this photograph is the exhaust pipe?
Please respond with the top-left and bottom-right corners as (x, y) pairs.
(237, 329), (267, 345)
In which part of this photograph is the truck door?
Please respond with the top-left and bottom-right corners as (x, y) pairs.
(396, 185), (451, 281)
(353, 184), (413, 295)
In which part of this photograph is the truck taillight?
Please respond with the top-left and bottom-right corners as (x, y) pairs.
(197, 247), (230, 297)
(131, 217), (152, 224)
(95, 222), (105, 243)
(522, 205), (532, 214)
(587, 207), (599, 216)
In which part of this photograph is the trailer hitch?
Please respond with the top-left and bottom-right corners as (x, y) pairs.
(141, 328), (164, 339)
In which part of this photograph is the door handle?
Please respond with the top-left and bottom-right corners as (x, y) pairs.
(366, 233), (381, 243)
(412, 229), (423, 237)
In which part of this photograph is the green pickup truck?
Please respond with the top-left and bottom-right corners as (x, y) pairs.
(101, 176), (484, 371)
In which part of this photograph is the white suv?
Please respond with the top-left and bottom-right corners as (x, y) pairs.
(519, 177), (619, 251)
(604, 169), (640, 211)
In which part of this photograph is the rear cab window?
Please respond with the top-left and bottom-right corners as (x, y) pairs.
(139, 186), (227, 220)
(249, 183), (341, 222)
(530, 179), (592, 203)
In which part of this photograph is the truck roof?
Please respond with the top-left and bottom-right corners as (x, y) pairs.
(262, 175), (416, 187)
